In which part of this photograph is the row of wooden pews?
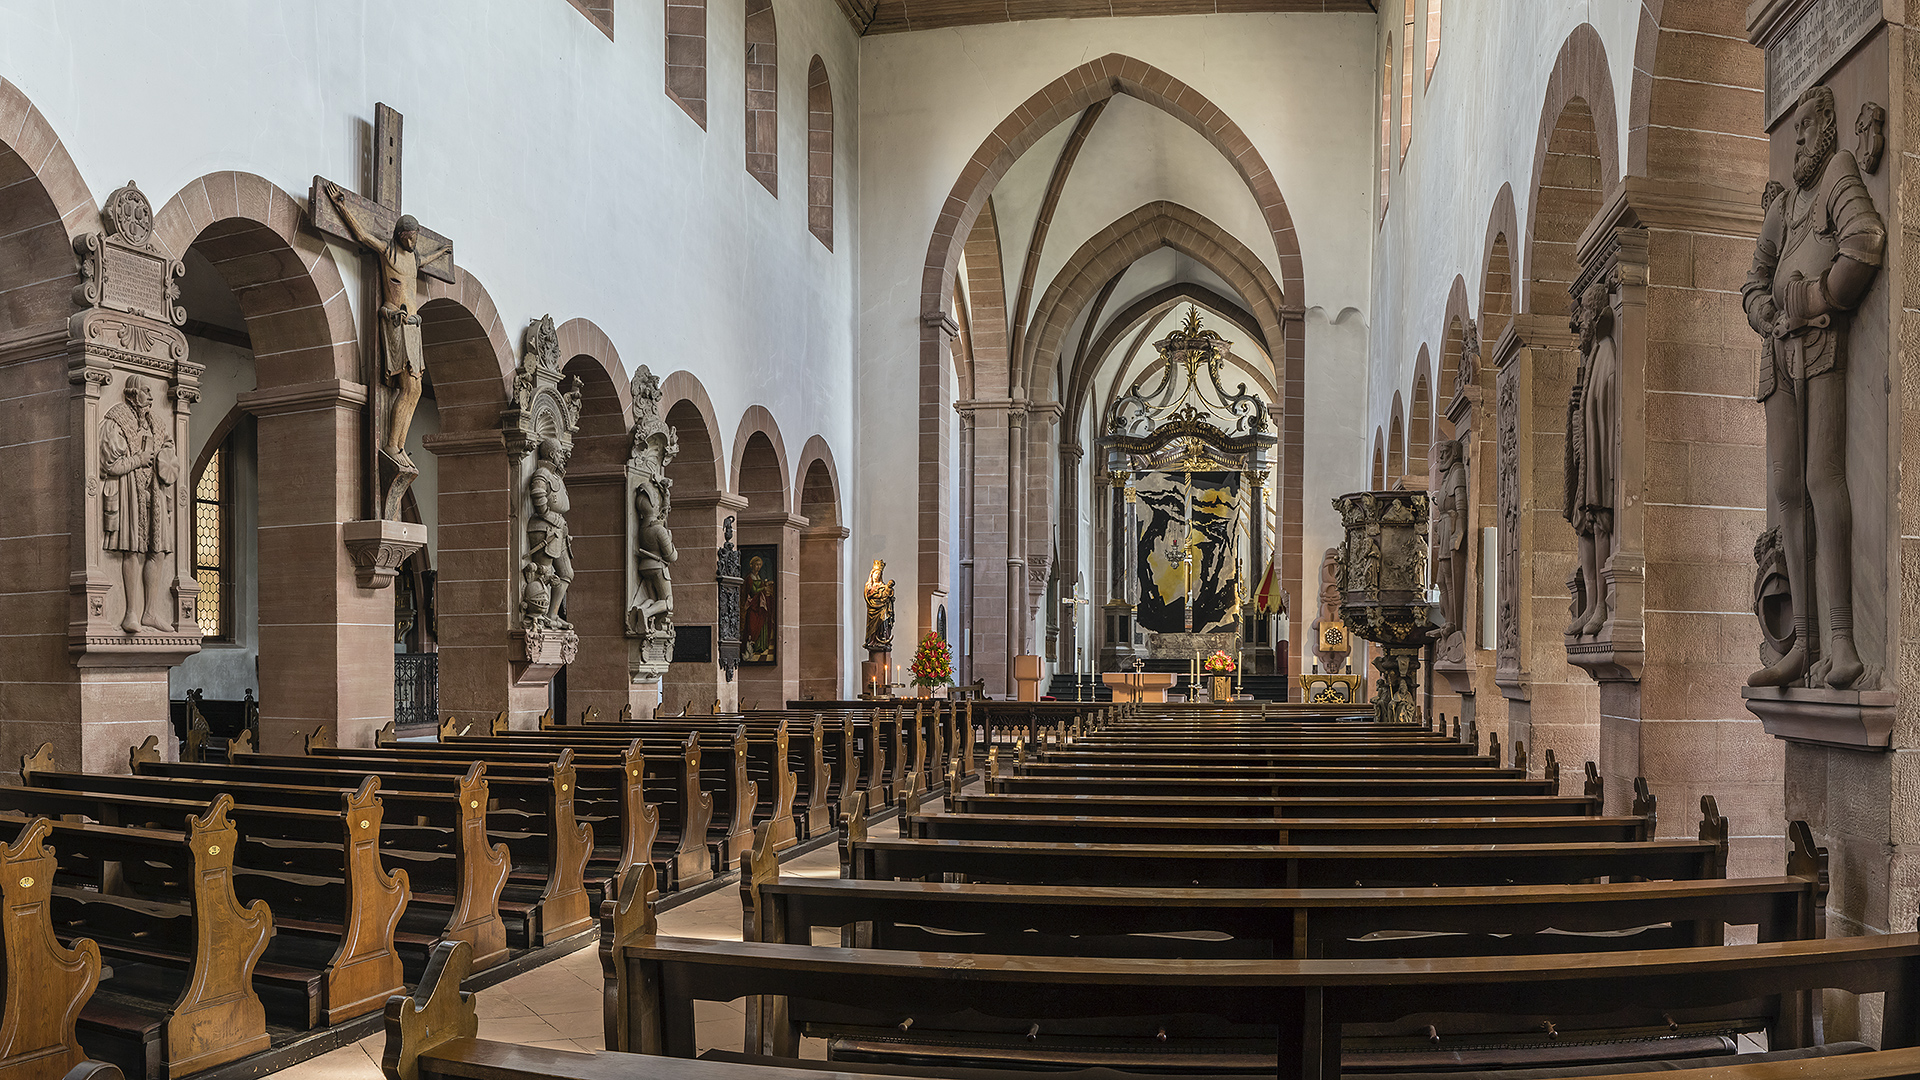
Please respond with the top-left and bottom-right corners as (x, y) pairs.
(0, 697), (1101, 1079)
(549, 702), (1920, 1080)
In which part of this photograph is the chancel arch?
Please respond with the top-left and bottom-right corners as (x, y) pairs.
(916, 52), (1308, 668)
(795, 437), (845, 701)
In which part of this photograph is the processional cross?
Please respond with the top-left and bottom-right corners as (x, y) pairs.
(309, 103), (457, 520)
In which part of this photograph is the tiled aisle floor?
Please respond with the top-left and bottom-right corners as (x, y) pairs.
(274, 842), (845, 1078)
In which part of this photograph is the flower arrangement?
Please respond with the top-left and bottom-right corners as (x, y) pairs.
(908, 633), (954, 688)
(1203, 650), (1236, 674)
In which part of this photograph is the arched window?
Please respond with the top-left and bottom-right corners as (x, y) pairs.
(1425, 0), (1442, 85)
(666, 0), (707, 127)
(193, 440), (231, 640)
(1400, 0), (1416, 158)
(1379, 35), (1393, 221)
(807, 56), (832, 249)
(745, 0), (778, 195)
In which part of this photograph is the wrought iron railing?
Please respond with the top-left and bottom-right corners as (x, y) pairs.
(396, 652), (439, 729)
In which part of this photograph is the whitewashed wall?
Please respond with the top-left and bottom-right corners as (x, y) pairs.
(1, 0), (865, 689)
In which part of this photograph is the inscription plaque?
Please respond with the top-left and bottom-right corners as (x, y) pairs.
(1763, 0), (1881, 124)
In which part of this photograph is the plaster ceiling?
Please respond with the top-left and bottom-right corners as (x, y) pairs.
(839, 0), (1377, 34)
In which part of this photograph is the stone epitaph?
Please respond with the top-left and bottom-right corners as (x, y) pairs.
(69, 182), (203, 666)
(1432, 436), (1469, 663)
(717, 518), (743, 682)
(506, 316), (583, 686)
(310, 103), (452, 587)
(626, 365), (679, 683)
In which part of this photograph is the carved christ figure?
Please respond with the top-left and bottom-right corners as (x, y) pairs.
(325, 184), (447, 468)
(1744, 84), (1886, 690)
(863, 559), (896, 653)
(101, 377), (179, 633)
(1433, 438), (1469, 642)
(526, 438), (575, 629)
(1564, 283), (1618, 638)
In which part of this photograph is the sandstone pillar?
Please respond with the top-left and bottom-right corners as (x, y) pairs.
(1491, 314), (1598, 770)
(798, 522), (847, 700)
(664, 491), (746, 713)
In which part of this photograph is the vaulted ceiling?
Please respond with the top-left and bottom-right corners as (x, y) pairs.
(835, 0), (1376, 34)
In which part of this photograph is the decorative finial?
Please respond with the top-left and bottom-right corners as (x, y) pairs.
(1182, 305), (1204, 338)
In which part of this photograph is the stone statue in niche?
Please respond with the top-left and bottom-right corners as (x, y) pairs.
(1495, 369), (1520, 664)
(322, 184), (447, 470)
(625, 364), (681, 686)
(525, 437), (574, 630)
(1743, 84), (1886, 691)
(631, 483), (678, 634)
(101, 376), (180, 633)
(1432, 436), (1469, 660)
(1564, 282), (1618, 639)
(863, 559), (896, 653)
(1454, 318), (1480, 398)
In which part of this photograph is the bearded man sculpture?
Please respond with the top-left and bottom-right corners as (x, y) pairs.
(1744, 84), (1886, 690)
(1564, 283), (1618, 639)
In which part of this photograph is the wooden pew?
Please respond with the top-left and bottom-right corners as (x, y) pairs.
(0, 818), (104, 1080)
(6, 747), (406, 1028)
(842, 790), (1728, 887)
(747, 817), (1824, 961)
(135, 748), (591, 946)
(0, 798), (272, 1079)
(386, 938), (1920, 1080)
(566, 713), (839, 837)
(32, 752), (509, 972)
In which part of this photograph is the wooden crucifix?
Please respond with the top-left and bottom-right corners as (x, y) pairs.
(309, 102), (456, 519)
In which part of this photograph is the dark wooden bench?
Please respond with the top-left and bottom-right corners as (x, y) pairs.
(143, 747), (589, 946)
(8, 746), (406, 1028)
(842, 789), (1729, 888)
(0, 799), (272, 1079)
(31, 753), (509, 972)
(604, 920), (1920, 1079)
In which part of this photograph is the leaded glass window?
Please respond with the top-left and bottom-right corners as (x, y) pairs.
(193, 446), (229, 639)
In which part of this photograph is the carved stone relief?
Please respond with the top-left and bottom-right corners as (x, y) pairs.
(626, 365), (679, 682)
(1432, 436), (1470, 662)
(1495, 364), (1520, 671)
(717, 517), (742, 682)
(1743, 84), (1887, 692)
(1453, 318), (1480, 399)
(69, 182), (203, 664)
(505, 315), (583, 669)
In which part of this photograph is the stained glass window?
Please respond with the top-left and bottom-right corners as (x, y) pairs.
(193, 446), (228, 639)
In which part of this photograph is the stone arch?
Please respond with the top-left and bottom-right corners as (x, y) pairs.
(557, 322), (633, 723)
(1440, 273), (1472, 407)
(915, 53), (1309, 646)
(152, 173), (359, 388)
(795, 435), (844, 701)
(1521, 24), (1619, 317)
(1625, 1), (1765, 190)
(731, 406), (794, 705)
(652, 371), (730, 711)
(730, 405), (791, 517)
(420, 268), (515, 433)
(1373, 428), (1387, 490)
(1409, 351), (1432, 486)
(1022, 210), (1286, 399)
(1481, 184), (1518, 352)
(0, 81), (104, 763)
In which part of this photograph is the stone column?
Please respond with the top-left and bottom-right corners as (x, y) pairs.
(1100, 470), (1138, 671)
(559, 465), (628, 722)
(242, 379), (392, 751)
(423, 428), (517, 723)
(1566, 183), (1781, 872)
(663, 491), (747, 713)
(1057, 441), (1083, 675)
(799, 522), (847, 700)
(1491, 315), (1598, 772)
(958, 398), (1014, 696)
